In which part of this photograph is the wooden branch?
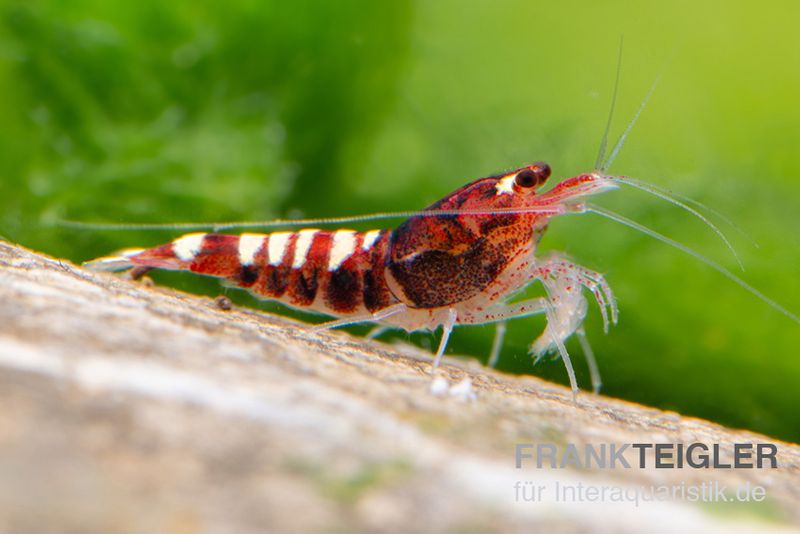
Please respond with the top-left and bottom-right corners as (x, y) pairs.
(0, 240), (797, 532)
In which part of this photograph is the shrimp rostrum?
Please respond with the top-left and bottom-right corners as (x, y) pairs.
(85, 162), (799, 396)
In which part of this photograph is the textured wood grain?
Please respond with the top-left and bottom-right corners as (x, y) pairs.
(0, 241), (797, 533)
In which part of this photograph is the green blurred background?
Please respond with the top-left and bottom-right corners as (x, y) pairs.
(2, 1), (799, 441)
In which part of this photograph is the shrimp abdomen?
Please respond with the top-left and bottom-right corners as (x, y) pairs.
(85, 229), (399, 317)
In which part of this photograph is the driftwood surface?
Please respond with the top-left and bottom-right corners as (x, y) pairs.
(0, 240), (799, 533)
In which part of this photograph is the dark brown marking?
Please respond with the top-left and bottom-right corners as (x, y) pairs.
(389, 236), (506, 308)
(260, 233), (298, 298)
(326, 267), (361, 313)
(239, 264), (259, 286)
(362, 269), (382, 312)
(265, 266), (290, 297)
(286, 231), (328, 306)
(361, 230), (395, 313)
(290, 268), (318, 306)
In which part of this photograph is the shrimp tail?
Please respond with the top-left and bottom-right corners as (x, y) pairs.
(83, 248), (146, 272)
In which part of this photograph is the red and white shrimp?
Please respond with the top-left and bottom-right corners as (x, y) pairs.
(83, 162), (800, 397)
(83, 163), (624, 396)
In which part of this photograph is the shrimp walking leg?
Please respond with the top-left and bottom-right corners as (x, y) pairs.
(576, 326), (602, 394)
(365, 325), (390, 339)
(432, 308), (458, 371)
(310, 303), (408, 333)
(457, 298), (550, 325)
(456, 299), (549, 368)
(488, 321), (507, 368)
(526, 256), (617, 396)
(533, 255), (618, 336)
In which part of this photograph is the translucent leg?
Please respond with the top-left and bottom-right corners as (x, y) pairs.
(576, 326), (602, 394)
(365, 325), (390, 339)
(534, 255), (618, 333)
(310, 303), (408, 333)
(458, 298), (547, 371)
(525, 255), (618, 396)
(488, 321), (507, 368)
(457, 298), (548, 325)
(539, 280), (580, 399)
(432, 308), (458, 372)
(529, 278), (588, 363)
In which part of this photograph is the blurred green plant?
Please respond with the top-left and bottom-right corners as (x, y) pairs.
(2, 1), (799, 442)
(0, 0), (411, 254)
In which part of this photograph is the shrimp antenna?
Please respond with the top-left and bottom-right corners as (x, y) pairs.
(602, 72), (661, 171)
(602, 35), (698, 172)
(595, 36), (624, 171)
(584, 203), (800, 325)
(606, 174), (744, 270)
(55, 206), (565, 232)
(615, 177), (759, 249)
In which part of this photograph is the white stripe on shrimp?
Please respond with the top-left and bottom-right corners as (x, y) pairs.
(328, 230), (357, 271)
(361, 230), (381, 251)
(172, 233), (207, 261)
(238, 233), (266, 266)
(292, 229), (319, 268)
(267, 232), (292, 266)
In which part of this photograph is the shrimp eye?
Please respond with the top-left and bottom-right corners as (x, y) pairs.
(515, 169), (537, 188)
(515, 162), (550, 189)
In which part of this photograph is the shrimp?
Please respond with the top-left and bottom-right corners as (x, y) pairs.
(81, 157), (800, 399)
(77, 162), (621, 396)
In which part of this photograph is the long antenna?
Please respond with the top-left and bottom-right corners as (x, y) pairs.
(585, 203), (800, 325)
(595, 36), (624, 171)
(55, 206), (567, 232)
(608, 175), (743, 270)
(602, 73), (661, 171)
